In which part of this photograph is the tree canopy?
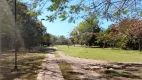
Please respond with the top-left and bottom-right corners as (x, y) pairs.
(0, 0), (47, 51)
(32, 0), (142, 22)
(70, 16), (100, 46)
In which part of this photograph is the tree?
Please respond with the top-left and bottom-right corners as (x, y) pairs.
(16, 2), (46, 50)
(96, 31), (109, 48)
(70, 27), (80, 44)
(69, 38), (75, 46)
(50, 34), (58, 45)
(5, 0), (46, 51)
(43, 33), (58, 46)
(0, 0), (15, 51)
(55, 35), (68, 45)
(43, 33), (51, 46)
(80, 32), (96, 47)
(105, 24), (127, 49)
(70, 16), (100, 46)
(119, 19), (142, 51)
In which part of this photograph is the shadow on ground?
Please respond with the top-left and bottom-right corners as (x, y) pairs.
(0, 52), (46, 80)
(28, 47), (56, 54)
(87, 63), (142, 80)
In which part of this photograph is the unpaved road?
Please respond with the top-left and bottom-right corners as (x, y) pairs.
(37, 50), (64, 80)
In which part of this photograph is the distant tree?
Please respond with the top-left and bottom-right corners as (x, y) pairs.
(96, 31), (109, 48)
(69, 38), (75, 46)
(50, 34), (58, 45)
(119, 19), (142, 51)
(70, 15), (100, 46)
(106, 24), (127, 49)
(55, 35), (68, 45)
(70, 27), (80, 44)
(43, 33), (51, 46)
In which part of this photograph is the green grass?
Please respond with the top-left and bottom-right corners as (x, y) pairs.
(57, 45), (142, 62)
(58, 62), (80, 80)
(0, 53), (46, 80)
(54, 52), (62, 58)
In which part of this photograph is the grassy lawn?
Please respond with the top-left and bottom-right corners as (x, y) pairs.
(0, 52), (46, 80)
(57, 45), (142, 62)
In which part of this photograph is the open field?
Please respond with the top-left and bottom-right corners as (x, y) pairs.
(57, 45), (142, 62)
(0, 52), (46, 80)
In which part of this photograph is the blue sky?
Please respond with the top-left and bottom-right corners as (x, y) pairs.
(37, 8), (113, 37)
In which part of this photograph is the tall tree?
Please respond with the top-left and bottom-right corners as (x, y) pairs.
(70, 16), (100, 46)
(119, 19), (142, 51)
(4, 0), (46, 51)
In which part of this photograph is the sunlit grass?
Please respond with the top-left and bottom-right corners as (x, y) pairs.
(54, 52), (62, 58)
(57, 45), (142, 62)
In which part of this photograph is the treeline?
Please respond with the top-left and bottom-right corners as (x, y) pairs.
(0, 0), (46, 52)
(43, 34), (71, 46)
(70, 17), (142, 51)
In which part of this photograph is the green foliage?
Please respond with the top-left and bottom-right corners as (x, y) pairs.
(70, 28), (79, 44)
(70, 16), (100, 46)
(122, 10), (129, 14)
(43, 33), (51, 46)
(2, 0), (46, 51)
(70, 16), (142, 50)
(113, 11), (119, 16)
(54, 52), (62, 57)
(33, 0), (142, 22)
(27, 11), (39, 17)
(50, 34), (58, 45)
(140, 12), (142, 16)
(56, 35), (68, 45)
(96, 31), (108, 43)
(17, 2), (46, 50)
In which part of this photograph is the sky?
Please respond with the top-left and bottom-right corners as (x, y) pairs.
(37, 9), (113, 37)
(21, 0), (113, 37)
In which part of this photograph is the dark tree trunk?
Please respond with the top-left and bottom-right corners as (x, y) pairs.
(111, 44), (114, 49)
(139, 39), (142, 51)
(103, 42), (105, 49)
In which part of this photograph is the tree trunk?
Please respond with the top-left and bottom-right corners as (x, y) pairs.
(113, 44), (115, 48)
(111, 44), (114, 49)
(68, 44), (69, 48)
(139, 39), (142, 51)
(103, 42), (105, 49)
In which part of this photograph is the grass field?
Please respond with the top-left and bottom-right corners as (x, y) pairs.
(0, 52), (46, 80)
(57, 45), (142, 62)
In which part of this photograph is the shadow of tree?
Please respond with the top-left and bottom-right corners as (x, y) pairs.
(28, 47), (56, 54)
(0, 53), (45, 80)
